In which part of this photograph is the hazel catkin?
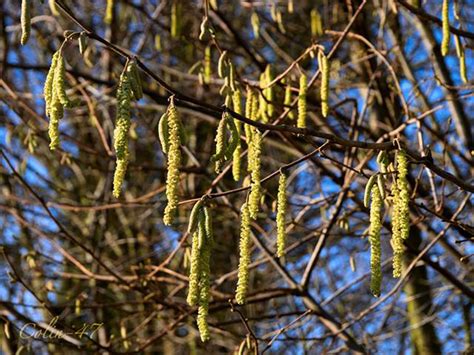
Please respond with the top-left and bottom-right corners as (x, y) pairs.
(20, 0), (31, 45)
(163, 97), (182, 225)
(368, 185), (382, 297)
(297, 72), (307, 128)
(235, 202), (251, 304)
(441, 0), (450, 56)
(276, 172), (288, 258)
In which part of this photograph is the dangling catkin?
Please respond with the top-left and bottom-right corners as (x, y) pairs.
(276, 172), (288, 258)
(310, 9), (323, 37)
(20, 0), (31, 45)
(248, 129), (262, 219)
(368, 185), (382, 297)
(163, 98), (182, 225)
(186, 210), (204, 306)
(104, 0), (114, 24)
(126, 61), (143, 100)
(112, 72), (132, 198)
(54, 54), (74, 108)
(212, 112), (227, 173)
(265, 65), (274, 117)
(204, 46), (212, 84)
(44, 52), (60, 117)
(49, 0), (59, 16)
(232, 89), (243, 181)
(258, 72), (269, 123)
(454, 35), (468, 83)
(297, 72), (307, 128)
(283, 79), (295, 120)
(197, 206), (212, 342)
(441, 0), (450, 56)
(251, 12), (260, 39)
(171, 1), (182, 39)
(158, 112), (169, 154)
(364, 175), (377, 208)
(391, 150), (410, 277)
(236, 202), (251, 304)
(319, 51), (330, 117)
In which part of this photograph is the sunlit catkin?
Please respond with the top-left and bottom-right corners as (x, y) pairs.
(391, 151), (410, 277)
(20, 0), (31, 45)
(204, 46), (211, 84)
(236, 203), (251, 304)
(248, 129), (262, 219)
(276, 172), (288, 258)
(49, 0), (59, 16)
(163, 98), (182, 225)
(265, 65), (274, 117)
(441, 0), (450, 56)
(186, 210), (203, 306)
(104, 0), (114, 24)
(297, 72), (307, 128)
(284, 79), (295, 120)
(369, 185), (382, 297)
(54, 54), (73, 108)
(126, 61), (143, 100)
(232, 89), (243, 181)
(310, 9), (323, 37)
(319, 52), (330, 117)
(44, 52), (60, 117)
(112, 73), (132, 198)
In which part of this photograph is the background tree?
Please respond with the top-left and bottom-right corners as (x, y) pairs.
(0, 0), (472, 353)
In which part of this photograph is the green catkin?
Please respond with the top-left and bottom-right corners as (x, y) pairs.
(236, 203), (251, 304)
(454, 35), (468, 83)
(112, 73), (132, 198)
(204, 46), (211, 84)
(20, 0), (31, 45)
(288, 0), (294, 13)
(441, 0), (450, 56)
(364, 175), (377, 208)
(187, 210), (204, 306)
(297, 73), (307, 128)
(224, 114), (239, 160)
(320, 52), (330, 117)
(79, 32), (88, 55)
(197, 210), (211, 342)
(49, 0), (59, 16)
(212, 113), (227, 173)
(310, 9), (323, 37)
(187, 200), (204, 234)
(163, 98), (182, 225)
(258, 72), (268, 123)
(283, 79), (295, 120)
(48, 95), (63, 150)
(265, 65), (274, 117)
(276, 172), (288, 258)
(251, 12), (260, 39)
(368, 185), (382, 297)
(126, 61), (143, 100)
(232, 89), (243, 181)
(158, 112), (169, 154)
(377, 174), (386, 200)
(105, 0), (114, 25)
(217, 50), (227, 78)
(171, 1), (182, 39)
(391, 151), (410, 277)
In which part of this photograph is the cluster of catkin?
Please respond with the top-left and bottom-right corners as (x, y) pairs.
(186, 200), (213, 342)
(365, 151), (410, 296)
(44, 50), (75, 150)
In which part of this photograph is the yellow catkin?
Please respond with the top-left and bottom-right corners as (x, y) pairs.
(283, 79), (295, 120)
(236, 203), (251, 304)
(248, 129), (262, 219)
(54, 54), (73, 108)
(258, 72), (268, 123)
(49, 0), (59, 16)
(204, 46), (211, 84)
(197, 207), (212, 342)
(369, 185), (382, 297)
(112, 73), (132, 198)
(310, 9), (323, 37)
(265, 65), (274, 118)
(251, 12), (260, 39)
(454, 35), (468, 83)
(391, 151), (410, 277)
(48, 94), (63, 150)
(320, 52), (330, 117)
(441, 0), (450, 56)
(163, 98), (182, 225)
(44, 52), (60, 117)
(186, 210), (203, 306)
(21, 0), (31, 45)
(104, 0), (114, 25)
(171, 1), (182, 39)
(288, 0), (294, 13)
(212, 112), (227, 173)
(297, 73), (307, 128)
(232, 89), (243, 181)
(126, 61), (143, 100)
(276, 172), (287, 258)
